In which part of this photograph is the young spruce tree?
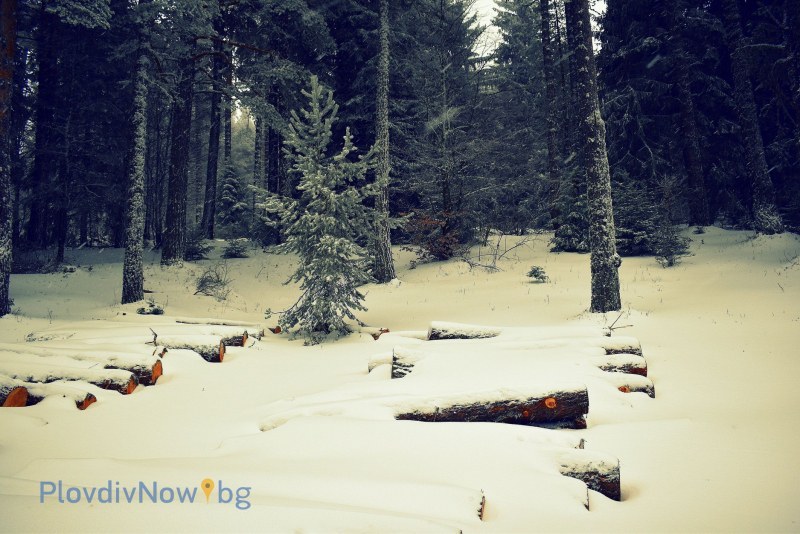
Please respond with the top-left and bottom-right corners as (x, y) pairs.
(276, 76), (374, 343)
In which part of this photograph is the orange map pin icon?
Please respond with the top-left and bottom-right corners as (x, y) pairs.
(201, 479), (214, 503)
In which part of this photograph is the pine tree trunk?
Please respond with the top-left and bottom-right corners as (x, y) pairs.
(27, 2), (58, 247)
(253, 114), (263, 228)
(565, 0), (622, 313)
(674, 65), (711, 226)
(540, 0), (562, 227)
(721, 0), (784, 234)
(0, 0), (17, 317)
(785, 0), (800, 156)
(122, 54), (148, 304)
(161, 59), (193, 265)
(201, 37), (221, 239)
(371, 0), (396, 283)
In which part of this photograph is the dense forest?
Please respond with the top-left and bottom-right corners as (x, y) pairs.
(0, 0), (798, 320)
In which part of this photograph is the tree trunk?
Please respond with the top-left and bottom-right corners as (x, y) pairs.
(27, 1), (58, 247)
(784, 0), (800, 157)
(201, 40), (222, 239)
(253, 114), (263, 228)
(161, 59), (194, 265)
(720, 0), (783, 234)
(0, 0), (16, 317)
(395, 387), (589, 429)
(122, 53), (148, 304)
(371, 0), (396, 283)
(676, 75), (711, 226)
(565, 0), (622, 313)
(540, 0), (562, 227)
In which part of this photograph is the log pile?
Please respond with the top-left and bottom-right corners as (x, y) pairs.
(0, 353), (138, 394)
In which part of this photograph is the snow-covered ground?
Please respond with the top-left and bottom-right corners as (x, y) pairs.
(1, 227), (799, 532)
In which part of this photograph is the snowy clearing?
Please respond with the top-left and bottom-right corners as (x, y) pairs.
(1, 228), (799, 532)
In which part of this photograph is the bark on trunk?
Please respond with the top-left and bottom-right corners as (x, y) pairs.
(27, 1), (57, 247)
(252, 114), (263, 227)
(0, 0), (16, 317)
(721, 0), (784, 234)
(395, 388), (589, 429)
(540, 0), (562, 225)
(371, 0), (396, 283)
(122, 53), (148, 304)
(201, 33), (222, 239)
(557, 449), (621, 501)
(565, 0), (622, 313)
(161, 58), (194, 265)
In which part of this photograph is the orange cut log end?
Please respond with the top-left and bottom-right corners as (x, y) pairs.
(544, 397), (558, 409)
(151, 360), (163, 384)
(2, 386), (29, 407)
(218, 341), (225, 362)
(618, 386), (631, 393)
(77, 393), (97, 410)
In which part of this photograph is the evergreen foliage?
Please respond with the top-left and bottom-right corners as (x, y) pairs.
(272, 76), (374, 343)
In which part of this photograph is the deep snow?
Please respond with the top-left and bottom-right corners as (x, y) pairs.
(0, 227), (799, 532)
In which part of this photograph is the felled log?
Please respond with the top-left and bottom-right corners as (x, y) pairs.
(557, 449), (621, 502)
(0, 344), (163, 386)
(600, 336), (642, 356)
(25, 381), (97, 410)
(220, 331), (250, 347)
(0, 344), (162, 386)
(593, 353), (648, 376)
(602, 373), (655, 398)
(427, 322), (502, 340)
(152, 334), (225, 363)
(0, 354), (138, 394)
(173, 318), (265, 338)
(395, 386), (589, 429)
(0, 375), (29, 407)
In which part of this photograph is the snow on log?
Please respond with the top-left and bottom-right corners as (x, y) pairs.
(395, 386), (589, 429)
(25, 381), (97, 410)
(391, 347), (424, 378)
(602, 373), (655, 398)
(152, 335), (225, 362)
(427, 322), (502, 340)
(0, 344), (163, 386)
(593, 353), (648, 376)
(600, 336), (642, 356)
(0, 375), (29, 407)
(172, 318), (265, 338)
(0, 354), (138, 394)
(557, 449), (621, 502)
(367, 352), (392, 372)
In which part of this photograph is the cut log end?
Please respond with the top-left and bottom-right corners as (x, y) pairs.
(122, 375), (138, 395)
(150, 359), (163, 384)
(76, 393), (97, 410)
(218, 341), (225, 363)
(561, 465), (621, 501)
(1, 386), (29, 407)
